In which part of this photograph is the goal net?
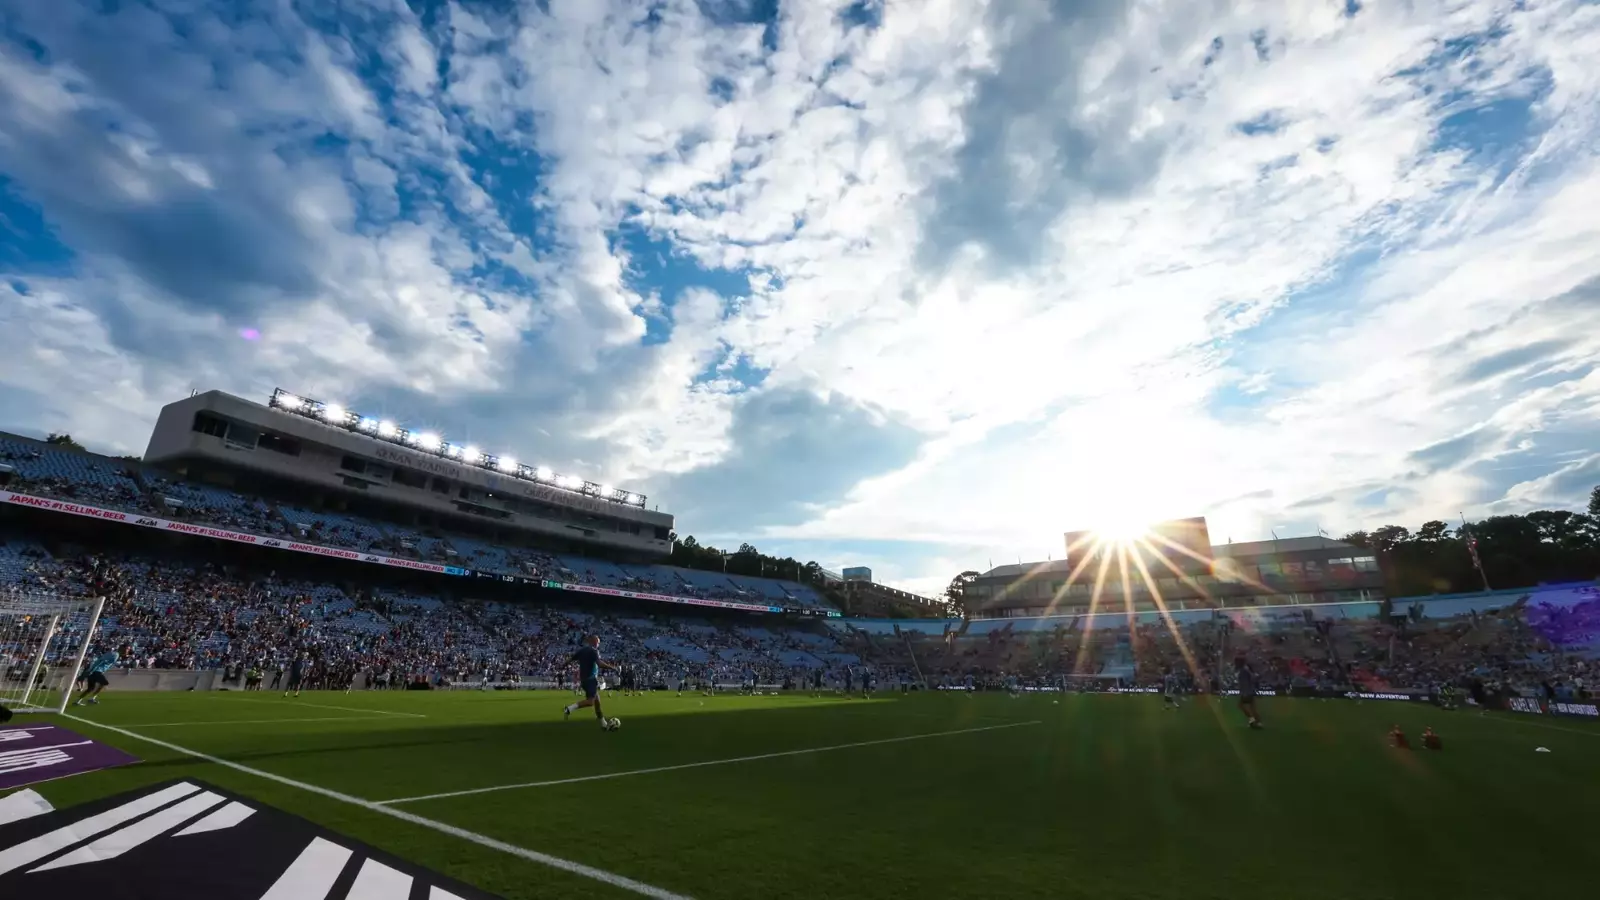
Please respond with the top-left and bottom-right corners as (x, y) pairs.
(0, 591), (105, 715)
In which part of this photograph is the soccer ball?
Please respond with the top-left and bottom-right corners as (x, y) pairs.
(604, 717), (621, 731)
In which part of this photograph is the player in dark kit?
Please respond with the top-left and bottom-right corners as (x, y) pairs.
(1234, 656), (1263, 729)
(1161, 669), (1183, 709)
(74, 647), (119, 706)
(285, 653), (306, 698)
(562, 634), (620, 728)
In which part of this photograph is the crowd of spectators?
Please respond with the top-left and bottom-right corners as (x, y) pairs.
(4, 538), (1595, 705)
(1, 439), (145, 513)
(0, 435), (829, 609)
(1, 545), (859, 691)
(829, 599), (1596, 702)
(4, 435), (1597, 702)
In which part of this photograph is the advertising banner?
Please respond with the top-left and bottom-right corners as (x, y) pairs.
(1506, 697), (1599, 717)
(0, 725), (141, 791)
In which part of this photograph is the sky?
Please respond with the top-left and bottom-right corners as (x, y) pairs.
(1, 0), (1598, 596)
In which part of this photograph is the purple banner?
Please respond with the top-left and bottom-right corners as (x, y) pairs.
(0, 725), (141, 790)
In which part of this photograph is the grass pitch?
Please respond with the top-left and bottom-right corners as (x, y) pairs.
(27, 689), (1600, 900)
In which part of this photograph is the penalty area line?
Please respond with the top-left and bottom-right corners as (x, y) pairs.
(379, 719), (1043, 806)
(61, 714), (691, 900)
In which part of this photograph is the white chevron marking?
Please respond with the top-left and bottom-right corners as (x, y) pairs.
(0, 782), (201, 876)
(346, 856), (414, 900)
(174, 800), (256, 837)
(29, 791), (227, 872)
(257, 837), (352, 900)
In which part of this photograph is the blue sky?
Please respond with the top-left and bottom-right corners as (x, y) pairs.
(2, 0), (1598, 595)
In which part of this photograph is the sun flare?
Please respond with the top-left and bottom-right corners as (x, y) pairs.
(1092, 516), (1152, 544)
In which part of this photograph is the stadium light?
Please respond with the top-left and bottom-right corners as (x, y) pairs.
(265, 388), (648, 508)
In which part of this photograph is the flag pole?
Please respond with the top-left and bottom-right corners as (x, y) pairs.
(1460, 513), (1491, 592)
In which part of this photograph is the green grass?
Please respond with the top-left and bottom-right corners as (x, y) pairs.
(23, 689), (1600, 899)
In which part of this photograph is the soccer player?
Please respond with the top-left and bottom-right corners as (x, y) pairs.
(74, 647), (119, 707)
(285, 653), (307, 698)
(1234, 656), (1262, 729)
(562, 634), (619, 727)
(1162, 668), (1183, 709)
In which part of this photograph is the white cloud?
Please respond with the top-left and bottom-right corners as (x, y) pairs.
(1, 0), (1598, 589)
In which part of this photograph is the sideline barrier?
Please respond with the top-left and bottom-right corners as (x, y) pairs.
(37, 668), (225, 692)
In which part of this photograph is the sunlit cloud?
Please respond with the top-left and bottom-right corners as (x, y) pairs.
(0, 0), (1597, 592)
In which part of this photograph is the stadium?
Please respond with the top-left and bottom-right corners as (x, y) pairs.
(1, 389), (1597, 900)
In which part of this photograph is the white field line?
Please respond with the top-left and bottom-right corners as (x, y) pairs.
(112, 715), (399, 728)
(1481, 712), (1600, 739)
(379, 720), (1043, 806)
(239, 697), (428, 718)
(61, 714), (690, 900)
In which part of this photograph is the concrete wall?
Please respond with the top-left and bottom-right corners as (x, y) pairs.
(100, 668), (225, 692)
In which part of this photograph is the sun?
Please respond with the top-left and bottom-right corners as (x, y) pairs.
(1092, 515), (1152, 544)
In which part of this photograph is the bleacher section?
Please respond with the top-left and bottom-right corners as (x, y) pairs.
(5, 430), (1596, 700)
(0, 538), (50, 585)
(149, 477), (289, 535)
(1, 437), (145, 512)
(0, 430), (836, 613)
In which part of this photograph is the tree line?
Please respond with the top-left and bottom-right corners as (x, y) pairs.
(1340, 486), (1600, 598)
(668, 535), (949, 617)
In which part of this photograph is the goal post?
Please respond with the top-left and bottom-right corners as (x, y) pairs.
(0, 592), (105, 715)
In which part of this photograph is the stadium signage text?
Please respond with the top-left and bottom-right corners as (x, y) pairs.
(1508, 697), (1599, 717)
(0, 725), (141, 791)
(372, 444), (464, 478)
(0, 490), (833, 616)
(1342, 691), (1422, 701)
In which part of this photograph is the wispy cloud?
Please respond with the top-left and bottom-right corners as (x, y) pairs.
(1, 0), (1597, 591)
